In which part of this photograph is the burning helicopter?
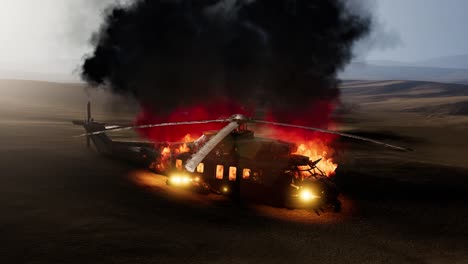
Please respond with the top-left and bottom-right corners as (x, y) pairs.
(74, 102), (411, 214)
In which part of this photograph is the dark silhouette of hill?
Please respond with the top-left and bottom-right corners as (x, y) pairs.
(340, 63), (468, 84)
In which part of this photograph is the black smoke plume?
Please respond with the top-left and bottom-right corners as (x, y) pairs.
(82, 0), (370, 115)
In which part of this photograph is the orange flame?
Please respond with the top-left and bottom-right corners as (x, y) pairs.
(150, 134), (194, 172)
(177, 134), (195, 154)
(293, 139), (338, 176)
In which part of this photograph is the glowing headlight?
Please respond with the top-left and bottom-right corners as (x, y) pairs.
(170, 176), (181, 184)
(182, 177), (191, 184)
(299, 189), (317, 202)
(169, 175), (191, 186)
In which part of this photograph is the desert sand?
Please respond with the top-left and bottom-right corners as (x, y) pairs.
(0, 79), (467, 263)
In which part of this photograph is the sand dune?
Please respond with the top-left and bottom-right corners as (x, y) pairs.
(408, 101), (468, 116)
(341, 80), (468, 117)
(0, 79), (139, 122)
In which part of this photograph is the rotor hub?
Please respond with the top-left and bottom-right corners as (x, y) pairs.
(229, 114), (250, 123)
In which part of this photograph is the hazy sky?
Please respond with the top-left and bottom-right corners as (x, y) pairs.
(0, 0), (467, 78)
(0, 0), (113, 77)
(366, 0), (468, 62)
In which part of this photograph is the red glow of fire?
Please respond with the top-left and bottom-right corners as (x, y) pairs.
(136, 98), (253, 142)
(140, 98), (339, 176)
(259, 100), (339, 176)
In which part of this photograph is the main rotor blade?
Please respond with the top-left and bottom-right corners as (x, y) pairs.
(185, 121), (240, 172)
(254, 120), (412, 152)
(77, 119), (229, 137)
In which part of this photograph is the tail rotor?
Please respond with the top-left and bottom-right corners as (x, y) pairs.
(86, 101), (91, 147)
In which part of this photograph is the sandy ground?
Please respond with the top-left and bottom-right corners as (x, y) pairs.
(1, 80), (468, 263)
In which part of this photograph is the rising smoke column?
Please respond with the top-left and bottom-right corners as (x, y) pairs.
(82, 0), (370, 141)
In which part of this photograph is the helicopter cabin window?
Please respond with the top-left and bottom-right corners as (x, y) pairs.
(216, 165), (224, 180)
(229, 167), (237, 181)
(196, 163), (204, 173)
(242, 168), (251, 180)
(175, 159), (183, 170)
